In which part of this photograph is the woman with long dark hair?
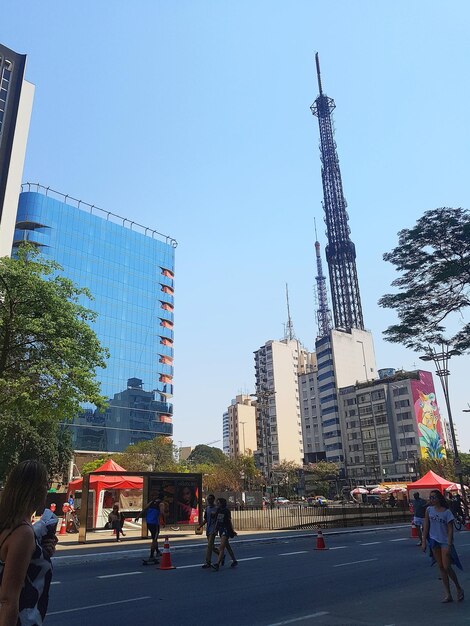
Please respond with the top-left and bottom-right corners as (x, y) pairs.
(0, 460), (57, 625)
(422, 489), (464, 603)
(211, 498), (237, 571)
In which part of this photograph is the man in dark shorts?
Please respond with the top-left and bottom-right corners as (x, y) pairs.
(135, 497), (165, 562)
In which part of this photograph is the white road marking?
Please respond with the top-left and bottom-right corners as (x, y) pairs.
(334, 558), (378, 568)
(48, 596), (151, 615)
(329, 546), (347, 550)
(279, 551), (309, 556)
(267, 612), (329, 625)
(97, 571), (142, 579)
(50, 581), (61, 585)
(360, 541), (382, 545)
(389, 538), (408, 542)
(177, 564), (205, 569)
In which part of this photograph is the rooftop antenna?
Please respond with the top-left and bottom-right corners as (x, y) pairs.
(284, 283), (296, 341)
(315, 51), (323, 95)
(314, 218), (332, 339)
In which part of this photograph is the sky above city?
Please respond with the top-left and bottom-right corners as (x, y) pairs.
(4, 1), (470, 452)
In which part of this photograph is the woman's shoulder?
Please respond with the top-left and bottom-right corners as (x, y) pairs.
(0, 522), (34, 555)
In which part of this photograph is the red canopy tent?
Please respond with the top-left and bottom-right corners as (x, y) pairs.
(407, 470), (453, 496)
(68, 459), (143, 527)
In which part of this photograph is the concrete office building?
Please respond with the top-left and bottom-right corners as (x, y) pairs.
(254, 339), (315, 475)
(0, 44), (34, 257)
(299, 368), (325, 463)
(13, 185), (176, 452)
(314, 328), (378, 466)
(225, 395), (257, 458)
(339, 369), (445, 483)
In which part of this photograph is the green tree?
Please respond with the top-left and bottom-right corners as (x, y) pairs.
(187, 445), (226, 465)
(81, 457), (109, 474)
(114, 436), (178, 472)
(379, 207), (470, 352)
(271, 460), (301, 498)
(304, 461), (339, 497)
(0, 246), (108, 479)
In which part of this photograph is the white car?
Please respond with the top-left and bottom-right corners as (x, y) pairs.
(273, 497), (290, 506)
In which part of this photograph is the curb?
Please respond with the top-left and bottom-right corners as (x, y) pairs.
(52, 524), (409, 567)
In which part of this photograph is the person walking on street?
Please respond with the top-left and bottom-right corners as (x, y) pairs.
(422, 489), (464, 603)
(197, 494), (220, 568)
(412, 492), (428, 546)
(0, 460), (58, 626)
(211, 498), (237, 571)
(135, 496), (165, 561)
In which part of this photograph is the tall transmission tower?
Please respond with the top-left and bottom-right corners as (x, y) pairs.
(284, 283), (296, 341)
(310, 53), (364, 331)
(314, 219), (332, 339)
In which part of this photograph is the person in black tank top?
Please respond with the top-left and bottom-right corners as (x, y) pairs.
(0, 460), (57, 625)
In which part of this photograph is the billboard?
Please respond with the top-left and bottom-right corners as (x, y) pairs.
(148, 474), (201, 525)
(410, 371), (446, 459)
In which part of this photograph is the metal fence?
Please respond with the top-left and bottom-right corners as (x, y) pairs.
(231, 504), (410, 531)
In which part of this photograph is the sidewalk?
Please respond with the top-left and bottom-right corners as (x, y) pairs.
(52, 523), (409, 566)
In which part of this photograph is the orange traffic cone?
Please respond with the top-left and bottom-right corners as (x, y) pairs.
(410, 522), (419, 539)
(159, 536), (176, 570)
(59, 516), (67, 536)
(314, 529), (328, 550)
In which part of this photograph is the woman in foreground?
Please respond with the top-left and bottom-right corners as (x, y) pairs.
(0, 460), (57, 625)
(422, 489), (464, 603)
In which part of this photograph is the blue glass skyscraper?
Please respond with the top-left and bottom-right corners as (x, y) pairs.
(13, 184), (176, 452)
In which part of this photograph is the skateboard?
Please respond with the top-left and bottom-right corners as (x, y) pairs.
(142, 557), (158, 565)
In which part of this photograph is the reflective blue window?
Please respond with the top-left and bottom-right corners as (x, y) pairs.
(14, 189), (176, 452)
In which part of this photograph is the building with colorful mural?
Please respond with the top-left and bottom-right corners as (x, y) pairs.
(410, 371), (446, 460)
(338, 369), (444, 484)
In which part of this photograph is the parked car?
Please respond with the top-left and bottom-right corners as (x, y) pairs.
(365, 494), (381, 506)
(273, 497), (290, 507)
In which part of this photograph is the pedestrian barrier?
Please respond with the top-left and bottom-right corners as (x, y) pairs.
(410, 522), (419, 538)
(59, 516), (67, 535)
(314, 529), (328, 550)
(159, 536), (176, 570)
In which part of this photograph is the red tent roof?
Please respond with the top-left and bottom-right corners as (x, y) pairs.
(407, 470), (453, 491)
(68, 458), (143, 492)
(92, 459), (127, 473)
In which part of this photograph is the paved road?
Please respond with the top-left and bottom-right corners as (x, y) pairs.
(47, 526), (470, 626)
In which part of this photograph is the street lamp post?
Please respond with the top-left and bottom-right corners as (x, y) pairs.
(420, 343), (468, 516)
(240, 421), (246, 454)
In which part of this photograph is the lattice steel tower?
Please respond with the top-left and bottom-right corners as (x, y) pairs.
(314, 219), (332, 339)
(310, 53), (364, 331)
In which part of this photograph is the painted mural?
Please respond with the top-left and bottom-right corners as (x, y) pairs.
(411, 371), (446, 459)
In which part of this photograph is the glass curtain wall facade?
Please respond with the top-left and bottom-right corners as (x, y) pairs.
(13, 185), (176, 452)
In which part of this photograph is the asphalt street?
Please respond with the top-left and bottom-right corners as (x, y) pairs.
(46, 526), (470, 626)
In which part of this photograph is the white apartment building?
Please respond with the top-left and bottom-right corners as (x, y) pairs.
(254, 339), (315, 475)
(314, 328), (378, 466)
(225, 394), (257, 458)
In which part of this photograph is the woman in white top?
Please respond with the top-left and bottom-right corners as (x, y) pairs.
(422, 489), (464, 603)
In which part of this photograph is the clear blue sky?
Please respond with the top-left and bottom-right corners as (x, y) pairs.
(4, 1), (470, 451)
